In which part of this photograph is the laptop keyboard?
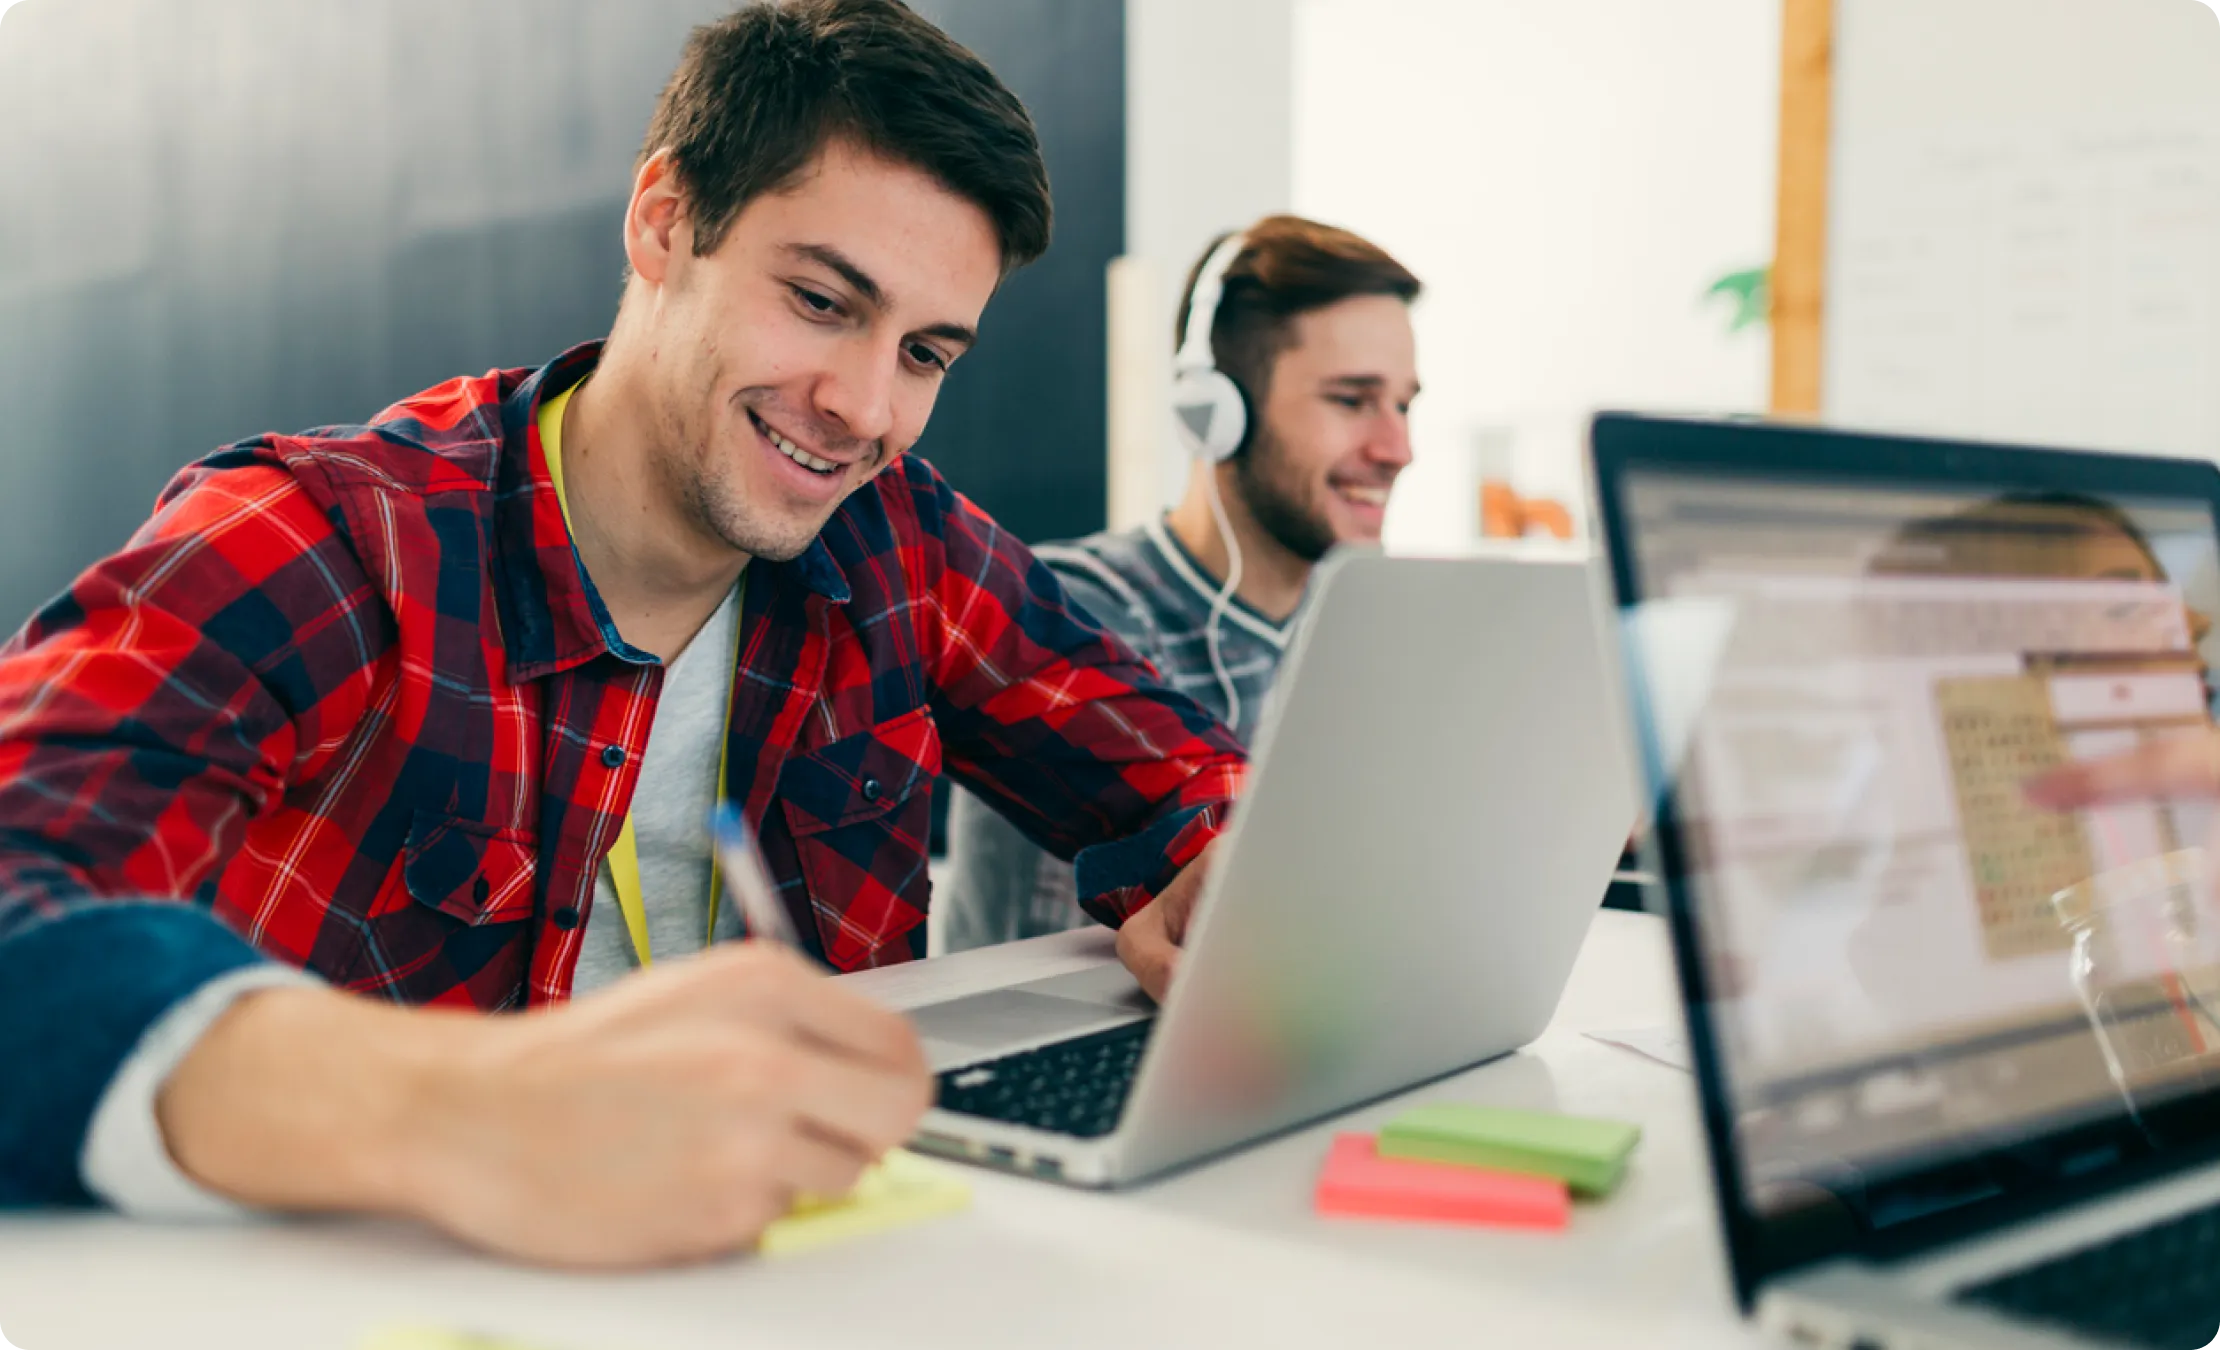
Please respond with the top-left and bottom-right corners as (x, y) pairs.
(1956, 1198), (2220, 1349)
(933, 1019), (1153, 1140)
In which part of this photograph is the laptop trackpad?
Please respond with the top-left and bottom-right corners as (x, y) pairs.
(1010, 963), (1152, 1009)
(913, 989), (1146, 1067)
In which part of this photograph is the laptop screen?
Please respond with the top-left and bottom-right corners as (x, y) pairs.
(1596, 416), (2220, 1294)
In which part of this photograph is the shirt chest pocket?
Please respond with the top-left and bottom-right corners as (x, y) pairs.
(403, 812), (540, 925)
(332, 811), (540, 1001)
(779, 707), (942, 967)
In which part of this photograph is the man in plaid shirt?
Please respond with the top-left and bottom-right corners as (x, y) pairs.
(0, 0), (1242, 1266)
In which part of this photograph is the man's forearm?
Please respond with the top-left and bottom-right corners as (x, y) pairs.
(167, 944), (943, 1268)
(83, 962), (323, 1218)
(156, 984), (477, 1219)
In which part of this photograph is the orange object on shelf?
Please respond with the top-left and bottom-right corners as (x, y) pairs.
(1480, 480), (1575, 541)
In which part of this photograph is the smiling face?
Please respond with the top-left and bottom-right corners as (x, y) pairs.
(1229, 295), (1419, 562)
(624, 138), (1003, 563)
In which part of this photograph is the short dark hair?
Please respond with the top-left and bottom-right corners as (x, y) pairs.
(1173, 215), (1422, 402)
(640, 0), (1052, 271)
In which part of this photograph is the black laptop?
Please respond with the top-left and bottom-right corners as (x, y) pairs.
(1594, 412), (2220, 1350)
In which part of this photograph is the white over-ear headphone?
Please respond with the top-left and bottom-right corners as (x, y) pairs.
(1171, 231), (1253, 733)
(1170, 232), (1251, 464)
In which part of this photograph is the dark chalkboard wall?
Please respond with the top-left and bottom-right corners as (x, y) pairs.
(0, 0), (1121, 628)
(906, 0), (1122, 546)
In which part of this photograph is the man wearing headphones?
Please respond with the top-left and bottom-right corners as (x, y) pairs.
(943, 216), (1423, 952)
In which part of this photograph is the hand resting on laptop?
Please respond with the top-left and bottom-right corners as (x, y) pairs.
(1116, 839), (1220, 1002)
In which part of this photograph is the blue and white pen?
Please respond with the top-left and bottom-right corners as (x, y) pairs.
(711, 801), (804, 949)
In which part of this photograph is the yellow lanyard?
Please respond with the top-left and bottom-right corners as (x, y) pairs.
(603, 598), (742, 966)
(540, 377), (745, 967)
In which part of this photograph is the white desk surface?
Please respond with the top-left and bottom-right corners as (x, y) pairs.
(0, 910), (1766, 1350)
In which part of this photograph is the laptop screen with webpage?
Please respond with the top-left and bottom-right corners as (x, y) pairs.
(1592, 414), (2220, 1303)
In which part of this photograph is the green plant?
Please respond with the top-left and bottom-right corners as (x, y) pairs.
(1705, 266), (1771, 333)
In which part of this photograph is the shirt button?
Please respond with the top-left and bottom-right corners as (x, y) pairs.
(552, 906), (581, 931)
(600, 744), (627, 769)
(862, 777), (884, 803)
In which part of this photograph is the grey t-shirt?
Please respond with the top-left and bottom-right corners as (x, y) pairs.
(939, 518), (1295, 952)
(572, 580), (748, 992)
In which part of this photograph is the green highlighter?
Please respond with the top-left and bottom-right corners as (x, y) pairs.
(1378, 1104), (1641, 1197)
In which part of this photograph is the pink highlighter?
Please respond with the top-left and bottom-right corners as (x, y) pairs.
(1314, 1133), (1570, 1230)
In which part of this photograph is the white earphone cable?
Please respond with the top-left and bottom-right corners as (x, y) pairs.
(1178, 230), (1251, 736)
(1203, 466), (1244, 734)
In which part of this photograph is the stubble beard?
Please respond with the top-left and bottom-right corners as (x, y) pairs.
(1232, 428), (1338, 565)
(663, 388), (832, 565)
(681, 461), (826, 564)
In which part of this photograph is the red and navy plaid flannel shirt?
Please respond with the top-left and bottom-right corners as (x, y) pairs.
(0, 342), (1246, 1009)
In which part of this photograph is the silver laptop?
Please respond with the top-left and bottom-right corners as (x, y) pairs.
(1592, 411), (2220, 1350)
(910, 550), (1638, 1187)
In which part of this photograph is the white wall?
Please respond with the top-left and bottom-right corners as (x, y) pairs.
(1113, 0), (1294, 528)
(1292, 0), (1782, 550)
(1826, 0), (2220, 460)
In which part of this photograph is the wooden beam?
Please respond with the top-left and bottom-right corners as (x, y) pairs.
(1771, 0), (1833, 416)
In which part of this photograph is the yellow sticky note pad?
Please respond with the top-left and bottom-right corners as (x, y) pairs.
(759, 1147), (971, 1257)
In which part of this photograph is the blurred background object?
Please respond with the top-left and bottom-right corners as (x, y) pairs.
(1705, 265), (1771, 334)
(1479, 482), (1575, 542)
